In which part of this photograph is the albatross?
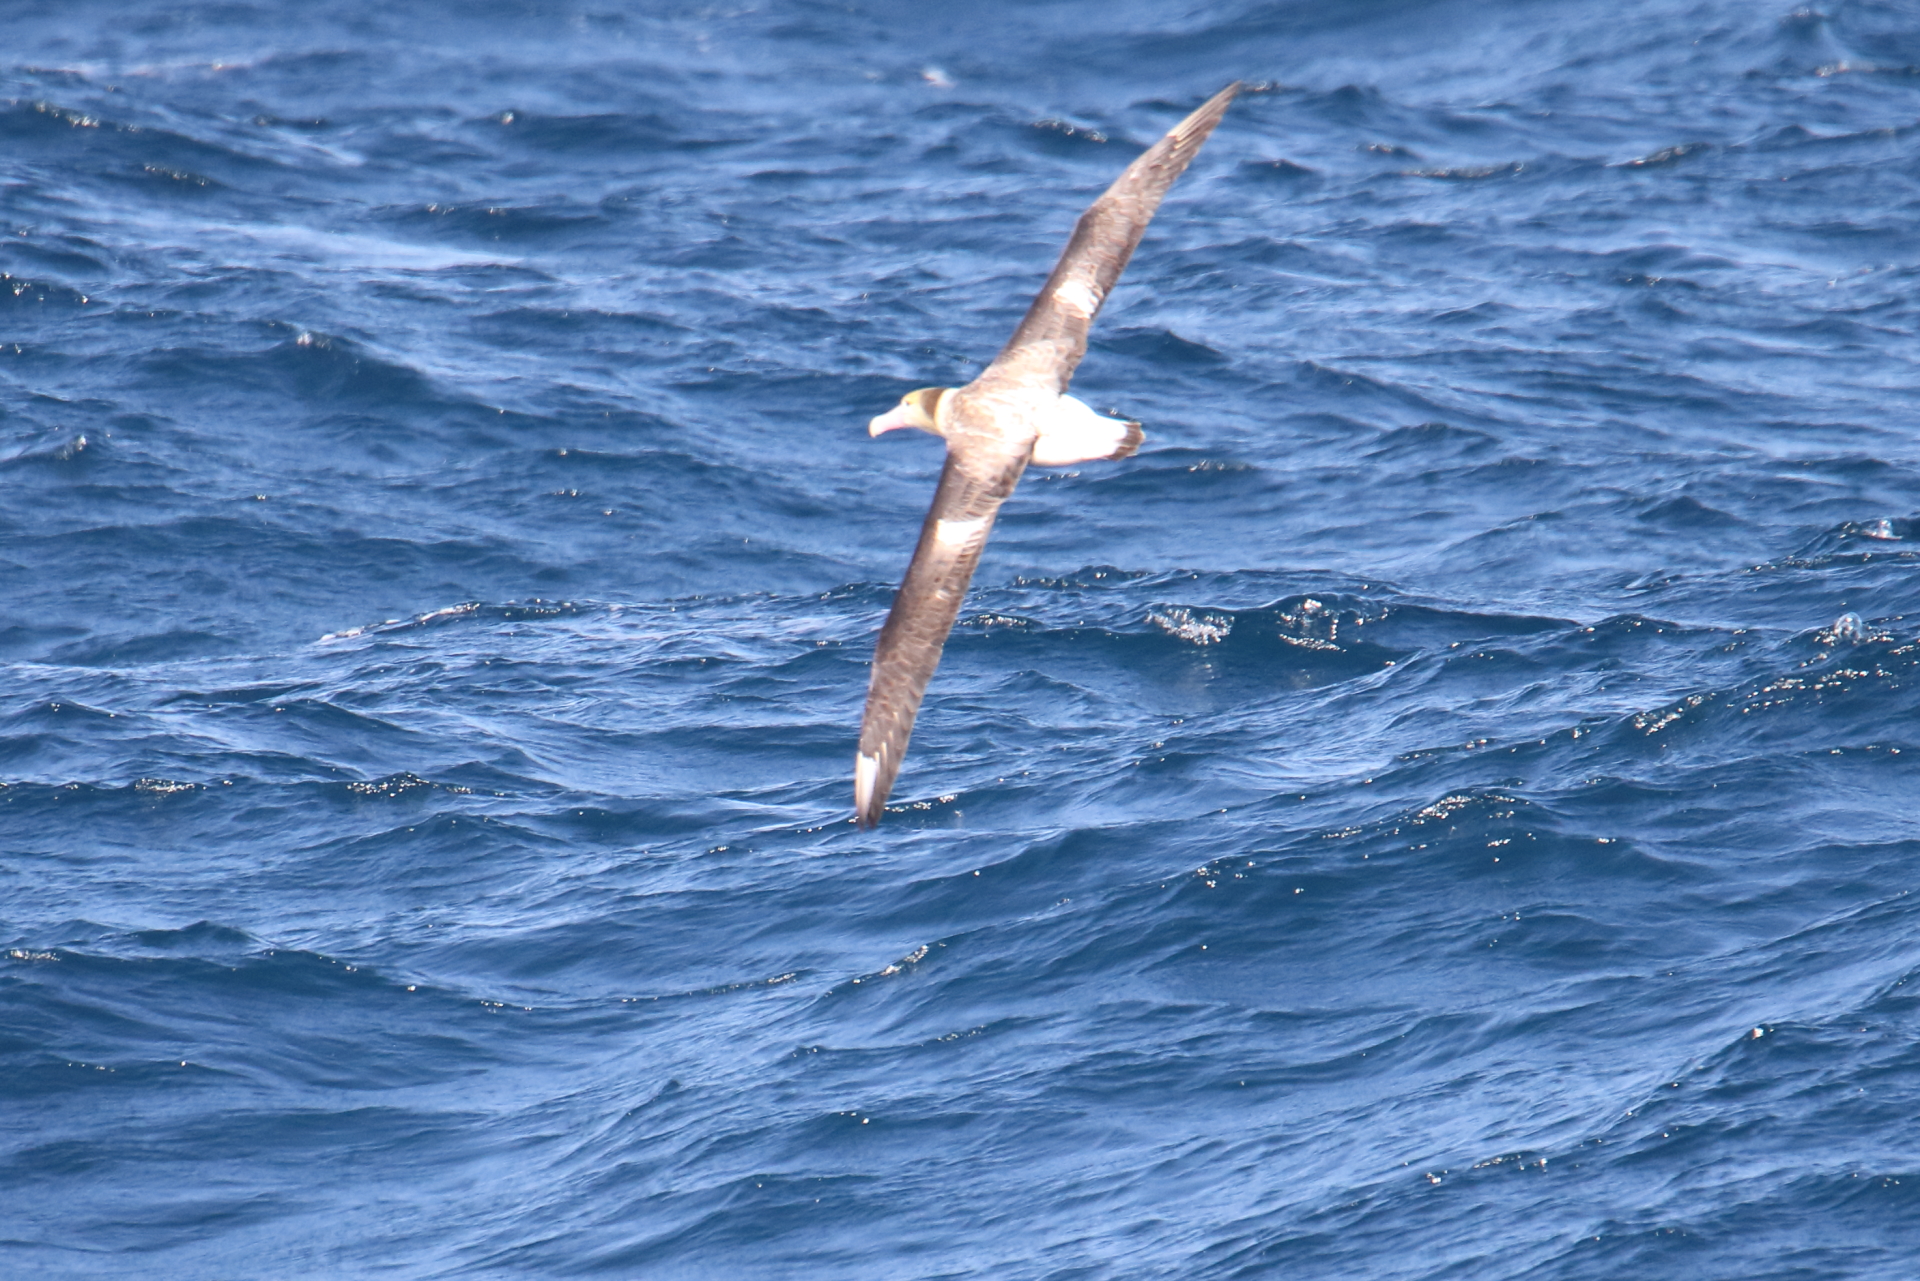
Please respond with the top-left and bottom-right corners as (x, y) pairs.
(855, 81), (1240, 828)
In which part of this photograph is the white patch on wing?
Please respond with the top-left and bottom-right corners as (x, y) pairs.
(1051, 279), (1100, 318)
(933, 516), (989, 548)
(855, 751), (880, 813)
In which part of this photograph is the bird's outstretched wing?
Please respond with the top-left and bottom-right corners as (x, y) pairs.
(979, 81), (1241, 395)
(855, 82), (1240, 827)
(855, 452), (1025, 828)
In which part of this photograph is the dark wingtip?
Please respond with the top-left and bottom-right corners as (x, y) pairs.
(1109, 421), (1145, 460)
(855, 748), (888, 829)
(1172, 82), (1242, 142)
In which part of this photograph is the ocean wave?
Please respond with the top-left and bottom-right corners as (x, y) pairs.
(8, 0), (1920, 1274)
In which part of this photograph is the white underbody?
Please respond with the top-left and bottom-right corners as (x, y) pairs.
(1028, 394), (1137, 467)
(869, 389), (1138, 467)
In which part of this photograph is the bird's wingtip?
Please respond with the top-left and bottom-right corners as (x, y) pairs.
(1202, 81), (1244, 112)
(855, 750), (883, 829)
(1165, 81), (1242, 148)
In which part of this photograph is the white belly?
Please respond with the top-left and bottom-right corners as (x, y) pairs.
(1029, 394), (1144, 467)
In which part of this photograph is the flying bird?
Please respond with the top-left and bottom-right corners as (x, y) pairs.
(853, 82), (1240, 828)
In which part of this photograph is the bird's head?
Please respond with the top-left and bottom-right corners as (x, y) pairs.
(869, 387), (950, 438)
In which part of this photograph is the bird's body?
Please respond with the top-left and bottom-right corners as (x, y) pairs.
(856, 82), (1241, 828)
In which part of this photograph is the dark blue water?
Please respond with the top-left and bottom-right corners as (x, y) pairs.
(6, 1), (1920, 1275)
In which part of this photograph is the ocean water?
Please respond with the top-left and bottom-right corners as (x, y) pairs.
(5, 0), (1920, 1275)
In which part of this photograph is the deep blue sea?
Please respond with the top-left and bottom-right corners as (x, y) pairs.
(5, 1), (1920, 1276)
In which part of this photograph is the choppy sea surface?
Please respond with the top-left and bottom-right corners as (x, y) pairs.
(5, 1), (1920, 1276)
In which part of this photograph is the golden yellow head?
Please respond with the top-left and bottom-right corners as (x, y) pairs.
(869, 387), (949, 438)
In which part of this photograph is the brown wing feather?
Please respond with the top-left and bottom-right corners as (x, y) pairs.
(855, 451), (1027, 827)
(980, 81), (1241, 394)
